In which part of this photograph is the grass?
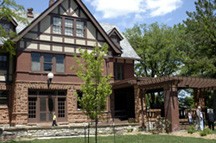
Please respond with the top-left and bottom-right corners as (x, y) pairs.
(5, 134), (216, 143)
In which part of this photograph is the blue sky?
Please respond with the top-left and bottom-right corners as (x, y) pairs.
(15, 0), (197, 31)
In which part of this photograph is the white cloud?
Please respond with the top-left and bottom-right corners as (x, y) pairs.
(84, 0), (182, 19)
(146, 0), (183, 17)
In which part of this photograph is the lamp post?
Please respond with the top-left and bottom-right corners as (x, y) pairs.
(47, 72), (54, 88)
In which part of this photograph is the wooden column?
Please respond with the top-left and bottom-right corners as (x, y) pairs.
(164, 83), (179, 132)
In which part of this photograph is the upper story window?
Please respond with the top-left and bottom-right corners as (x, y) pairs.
(31, 53), (65, 73)
(0, 55), (8, 70)
(56, 55), (64, 73)
(65, 19), (73, 36)
(114, 63), (124, 80)
(53, 17), (62, 34)
(52, 17), (85, 37)
(44, 54), (53, 72)
(76, 21), (84, 37)
(31, 53), (40, 71)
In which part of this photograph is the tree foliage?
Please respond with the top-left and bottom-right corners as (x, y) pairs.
(0, 0), (27, 55)
(182, 0), (216, 77)
(124, 23), (184, 77)
(74, 45), (112, 120)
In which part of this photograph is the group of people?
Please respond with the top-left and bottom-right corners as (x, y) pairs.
(187, 106), (215, 131)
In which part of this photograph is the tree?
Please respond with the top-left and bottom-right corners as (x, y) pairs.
(74, 44), (112, 143)
(124, 23), (186, 109)
(183, 0), (216, 78)
(123, 23), (184, 77)
(0, 0), (27, 55)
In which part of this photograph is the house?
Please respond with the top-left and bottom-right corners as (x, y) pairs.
(0, 0), (139, 126)
(1, 0), (216, 132)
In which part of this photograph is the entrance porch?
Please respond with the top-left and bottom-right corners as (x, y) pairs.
(112, 76), (216, 132)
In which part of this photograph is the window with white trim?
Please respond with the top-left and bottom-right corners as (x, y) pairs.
(76, 21), (84, 37)
(53, 17), (62, 34)
(65, 19), (73, 36)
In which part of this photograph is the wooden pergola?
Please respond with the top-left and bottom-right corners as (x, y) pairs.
(112, 76), (216, 132)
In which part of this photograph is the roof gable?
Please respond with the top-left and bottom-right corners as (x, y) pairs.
(108, 28), (123, 40)
(14, 0), (122, 54)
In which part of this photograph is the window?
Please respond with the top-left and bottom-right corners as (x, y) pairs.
(28, 97), (37, 118)
(56, 55), (64, 73)
(76, 21), (84, 37)
(76, 90), (83, 110)
(2, 23), (11, 33)
(31, 53), (40, 71)
(0, 90), (8, 105)
(65, 19), (73, 36)
(0, 55), (7, 70)
(28, 90), (67, 123)
(43, 54), (53, 72)
(31, 53), (65, 73)
(58, 98), (65, 118)
(53, 17), (62, 34)
(114, 63), (124, 80)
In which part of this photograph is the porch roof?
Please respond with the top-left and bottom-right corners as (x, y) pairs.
(138, 76), (216, 90)
(112, 76), (216, 90)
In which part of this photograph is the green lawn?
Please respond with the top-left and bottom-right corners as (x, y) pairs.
(6, 134), (216, 143)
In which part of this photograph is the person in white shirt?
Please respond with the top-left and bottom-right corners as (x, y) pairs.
(196, 106), (204, 130)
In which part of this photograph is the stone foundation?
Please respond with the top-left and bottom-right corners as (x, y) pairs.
(1, 123), (139, 141)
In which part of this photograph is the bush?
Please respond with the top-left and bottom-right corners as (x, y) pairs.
(200, 128), (212, 136)
(187, 125), (196, 134)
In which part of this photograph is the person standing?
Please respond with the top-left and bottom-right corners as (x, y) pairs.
(188, 109), (193, 125)
(52, 112), (58, 126)
(196, 106), (204, 131)
(207, 109), (215, 130)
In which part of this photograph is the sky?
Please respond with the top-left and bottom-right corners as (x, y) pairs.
(15, 0), (197, 31)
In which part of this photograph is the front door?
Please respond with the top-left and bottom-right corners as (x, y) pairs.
(28, 90), (67, 123)
(39, 97), (55, 122)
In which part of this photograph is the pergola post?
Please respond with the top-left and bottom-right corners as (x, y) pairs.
(164, 83), (179, 132)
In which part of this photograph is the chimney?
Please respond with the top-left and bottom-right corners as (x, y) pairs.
(27, 8), (34, 18)
(49, 0), (55, 6)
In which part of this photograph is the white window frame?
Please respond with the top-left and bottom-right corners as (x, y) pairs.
(53, 17), (62, 34)
(76, 21), (84, 37)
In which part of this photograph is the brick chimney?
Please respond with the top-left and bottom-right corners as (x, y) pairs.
(27, 8), (34, 18)
(49, 0), (55, 6)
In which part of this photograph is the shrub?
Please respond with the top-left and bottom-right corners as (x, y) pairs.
(187, 125), (196, 134)
(200, 128), (212, 136)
